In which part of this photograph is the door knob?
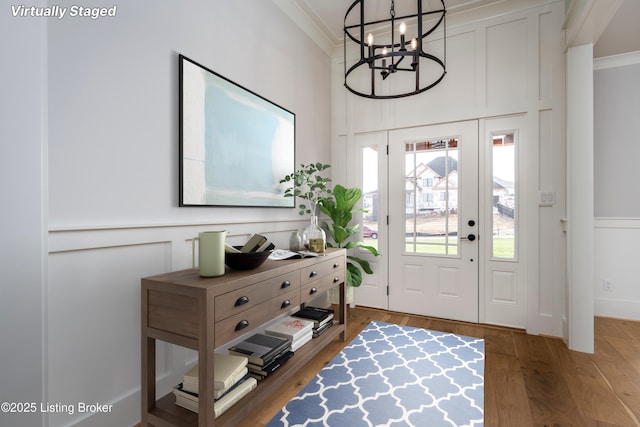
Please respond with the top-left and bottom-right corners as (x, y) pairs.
(461, 234), (476, 241)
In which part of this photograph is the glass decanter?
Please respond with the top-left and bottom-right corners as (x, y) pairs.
(302, 216), (326, 254)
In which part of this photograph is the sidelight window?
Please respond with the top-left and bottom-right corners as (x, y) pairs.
(362, 146), (380, 250)
(491, 134), (516, 259)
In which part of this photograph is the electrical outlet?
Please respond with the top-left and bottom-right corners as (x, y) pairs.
(603, 279), (613, 292)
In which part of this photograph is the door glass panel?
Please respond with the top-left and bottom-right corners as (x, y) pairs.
(362, 146), (379, 250)
(404, 139), (459, 255)
(492, 134), (515, 259)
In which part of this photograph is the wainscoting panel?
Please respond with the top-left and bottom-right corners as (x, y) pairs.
(594, 218), (640, 321)
(47, 220), (308, 426)
(486, 18), (528, 109)
(48, 242), (171, 427)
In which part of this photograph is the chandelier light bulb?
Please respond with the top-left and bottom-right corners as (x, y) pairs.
(399, 22), (406, 35)
(367, 33), (374, 60)
(411, 37), (419, 68)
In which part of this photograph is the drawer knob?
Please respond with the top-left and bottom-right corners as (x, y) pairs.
(309, 271), (318, 278)
(333, 277), (340, 283)
(235, 296), (249, 307)
(309, 287), (318, 295)
(333, 262), (340, 268)
(235, 320), (249, 331)
(281, 300), (291, 309)
(281, 280), (291, 289)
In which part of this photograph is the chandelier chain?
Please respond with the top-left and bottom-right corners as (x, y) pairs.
(390, 0), (395, 18)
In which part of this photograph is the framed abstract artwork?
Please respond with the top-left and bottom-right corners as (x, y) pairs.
(179, 54), (295, 208)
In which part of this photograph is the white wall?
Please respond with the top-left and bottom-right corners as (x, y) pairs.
(4, 1), (332, 426)
(0, 2), (47, 426)
(47, 0), (331, 228)
(593, 53), (640, 321)
(333, 1), (567, 337)
(594, 57), (640, 217)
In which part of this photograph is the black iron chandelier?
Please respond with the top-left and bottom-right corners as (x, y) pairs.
(344, 0), (447, 99)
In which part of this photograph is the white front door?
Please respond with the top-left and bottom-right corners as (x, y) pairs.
(388, 121), (479, 323)
(354, 117), (527, 328)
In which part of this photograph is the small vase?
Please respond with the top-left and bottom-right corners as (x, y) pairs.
(303, 216), (326, 254)
(289, 231), (301, 251)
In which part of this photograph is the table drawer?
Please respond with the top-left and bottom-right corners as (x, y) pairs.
(215, 271), (300, 321)
(215, 288), (300, 347)
(301, 268), (345, 304)
(300, 256), (344, 286)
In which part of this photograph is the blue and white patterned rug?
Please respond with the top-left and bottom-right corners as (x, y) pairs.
(266, 320), (484, 427)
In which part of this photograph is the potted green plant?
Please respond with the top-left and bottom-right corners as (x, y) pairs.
(319, 184), (380, 288)
(280, 163), (332, 252)
(279, 163), (332, 216)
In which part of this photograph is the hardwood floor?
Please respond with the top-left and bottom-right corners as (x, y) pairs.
(239, 307), (640, 427)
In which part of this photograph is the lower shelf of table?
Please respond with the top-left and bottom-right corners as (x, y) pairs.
(146, 322), (346, 427)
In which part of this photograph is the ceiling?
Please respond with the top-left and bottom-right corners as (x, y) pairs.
(292, 0), (506, 44)
(279, 0), (640, 58)
(593, 0), (640, 58)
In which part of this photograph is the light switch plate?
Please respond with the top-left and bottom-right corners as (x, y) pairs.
(539, 191), (555, 207)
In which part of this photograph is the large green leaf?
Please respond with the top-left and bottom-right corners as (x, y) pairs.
(316, 182), (381, 286)
(333, 185), (362, 213)
(330, 224), (350, 246)
(346, 263), (363, 287)
(348, 255), (374, 275)
(345, 242), (380, 256)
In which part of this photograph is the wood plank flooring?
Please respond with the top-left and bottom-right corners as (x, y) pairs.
(238, 307), (640, 427)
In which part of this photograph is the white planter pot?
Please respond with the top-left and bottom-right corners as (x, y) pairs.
(329, 285), (355, 307)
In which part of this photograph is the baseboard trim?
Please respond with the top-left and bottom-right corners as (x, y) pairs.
(594, 297), (640, 321)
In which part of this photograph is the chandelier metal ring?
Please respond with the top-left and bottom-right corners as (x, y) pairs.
(344, 0), (447, 99)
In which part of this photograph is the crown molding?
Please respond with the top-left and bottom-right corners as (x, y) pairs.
(563, 0), (623, 51)
(594, 50), (640, 70)
(272, 0), (337, 56)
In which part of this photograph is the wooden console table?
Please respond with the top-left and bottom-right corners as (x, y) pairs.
(141, 248), (347, 427)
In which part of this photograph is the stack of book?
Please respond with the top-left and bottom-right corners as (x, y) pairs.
(228, 333), (293, 381)
(173, 353), (257, 418)
(265, 316), (314, 352)
(241, 234), (275, 253)
(292, 306), (334, 337)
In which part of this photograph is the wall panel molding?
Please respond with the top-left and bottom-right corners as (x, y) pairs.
(594, 217), (640, 229)
(49, 219), (308, 254)
(594, 217), (640, 321)
(46, 219), (309, 426)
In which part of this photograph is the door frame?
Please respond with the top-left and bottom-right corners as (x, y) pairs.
(353, 131), (389, 310)
(351, 115), (532, 331)
(478, 114), (528, 329)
